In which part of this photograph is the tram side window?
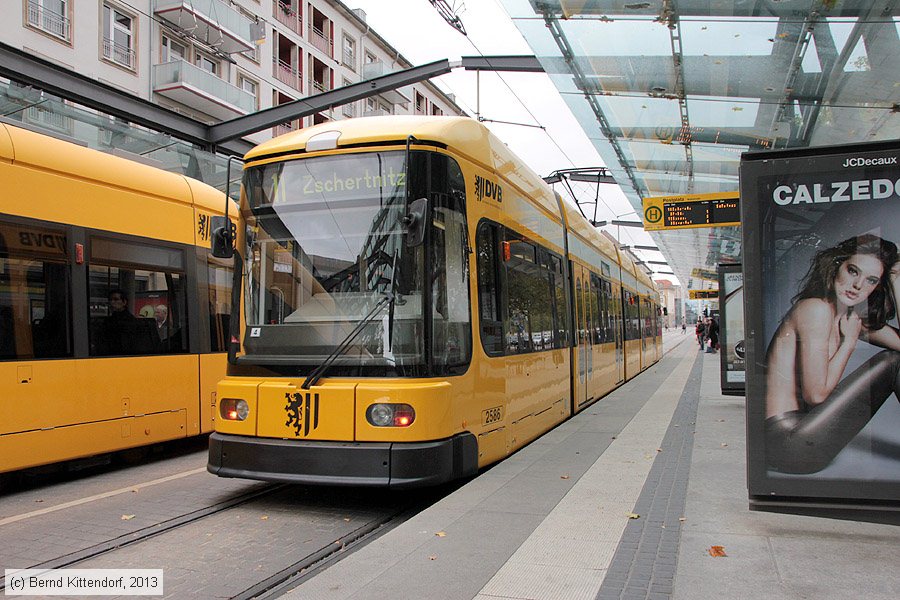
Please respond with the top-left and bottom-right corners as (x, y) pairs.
(546, 253), (568, 348)
(0, 222), (72, 360)
(88, 237), (188, 357)
(476, 222), (503, 354)
(593, 275), (610, 344)
(624, 291), (640, 341)
(504, 233), (554, 354)
(589, 274), (602, 344)
(207, 256), (233, 352)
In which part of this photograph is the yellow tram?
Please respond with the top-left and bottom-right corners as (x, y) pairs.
(208, 116), (661, 487)
(0, 123), (233, 475)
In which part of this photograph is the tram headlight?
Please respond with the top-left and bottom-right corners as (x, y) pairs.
(220, 398), (249, 421)
(366, 403), (415, 427)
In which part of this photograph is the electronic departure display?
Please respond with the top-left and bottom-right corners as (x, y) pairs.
(689, 289), (719, 300)
(664, 198), (739, 228)
(642, 191), (740, 231)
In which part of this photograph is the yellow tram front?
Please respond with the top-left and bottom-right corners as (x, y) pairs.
(208, 125), (479, 487)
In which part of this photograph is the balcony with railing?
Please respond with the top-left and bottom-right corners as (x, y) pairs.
(308, 24), (333, 57)
(273, 58), (302, 92)
(24, 104), (73, 134)
(153, 60), (255, 120)
(154, 0), (255, 54)
(275, 1), (302, 36)
(273, 121), (299, 138)
(26, 0), (70, 41)
(308, 78), (331, 95)
(102, 38), (137, 70)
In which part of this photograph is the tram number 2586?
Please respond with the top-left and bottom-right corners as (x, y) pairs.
(482, 406), (503, 426)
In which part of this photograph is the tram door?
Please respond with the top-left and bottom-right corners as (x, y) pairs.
(572, 265), (592, 408)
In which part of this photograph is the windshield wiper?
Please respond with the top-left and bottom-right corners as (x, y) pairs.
(300, 291), (396, 390)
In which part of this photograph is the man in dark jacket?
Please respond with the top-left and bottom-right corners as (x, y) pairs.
(705, 317), (719, 353)
(97, 289), (157, 355)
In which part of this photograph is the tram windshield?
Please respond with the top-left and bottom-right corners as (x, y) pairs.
(239, 150), (471, 377)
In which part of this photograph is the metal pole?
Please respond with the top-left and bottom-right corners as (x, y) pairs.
(476, 70), (480, 121)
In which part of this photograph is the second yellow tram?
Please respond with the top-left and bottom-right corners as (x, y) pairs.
(0, 123), (233, 476)
(208, 116), (661, 487)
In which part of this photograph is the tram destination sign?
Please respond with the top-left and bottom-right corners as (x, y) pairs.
(642, 191), (740, 231)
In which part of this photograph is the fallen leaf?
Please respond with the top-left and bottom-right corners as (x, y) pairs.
(679, 517), (687, 522)
(561, 474), (570, 480)
(343, 518), (351, 522)
(121, 514), (135, 520)
(708, 545), (727, 557)
(627, 513), (640, 519)
(260, 515), (269, 521)
(429, 555), (437, 560)
(35, 499), (43, 503)
(721, 443), (728, 447)
(435, 531), (446, 537)
(657, 448), (663, 452)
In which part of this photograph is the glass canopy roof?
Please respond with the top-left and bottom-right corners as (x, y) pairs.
(501, 0), (900, 290)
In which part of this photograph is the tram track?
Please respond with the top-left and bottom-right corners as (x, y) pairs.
(2, 464), (454, 599)
(229, 499), (423, 600)
(0, 482), (286, 591)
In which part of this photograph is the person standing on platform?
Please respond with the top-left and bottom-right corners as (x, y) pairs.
(696, 318), (705, 348)
(705, 316), (719, 353)
(682, 317), (687, 334)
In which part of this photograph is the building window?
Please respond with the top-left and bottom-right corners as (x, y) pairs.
(342, 34), (356, 70)
(102, 4), (136, 70)
(239, 74), (259, 110)
(341, 78), (355, 117)
(161, 34), (187, 63)
(195, 52), (219, 76)
(26, 0), (70, 42)
(431, 105), (443, 116)
(414, 91), (426, 114)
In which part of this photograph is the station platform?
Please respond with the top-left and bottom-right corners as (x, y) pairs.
(286, 329), (900, 600)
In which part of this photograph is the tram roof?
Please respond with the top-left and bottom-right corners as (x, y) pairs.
(0, 122), (230, 216)
(560, 198), (619, 265)
(246, 115), (560, 228)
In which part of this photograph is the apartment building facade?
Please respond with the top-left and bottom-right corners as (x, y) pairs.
(3, 0), (466, 148)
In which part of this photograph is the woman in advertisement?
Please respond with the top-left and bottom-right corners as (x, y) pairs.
(765, 234), (900, 474)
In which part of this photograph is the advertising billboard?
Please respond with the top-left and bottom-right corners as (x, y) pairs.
(741, 140), (900, 508)
(718, 264), (745, 396)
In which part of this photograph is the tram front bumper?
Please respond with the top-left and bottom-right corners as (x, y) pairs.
(207, 432), (478, 488)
